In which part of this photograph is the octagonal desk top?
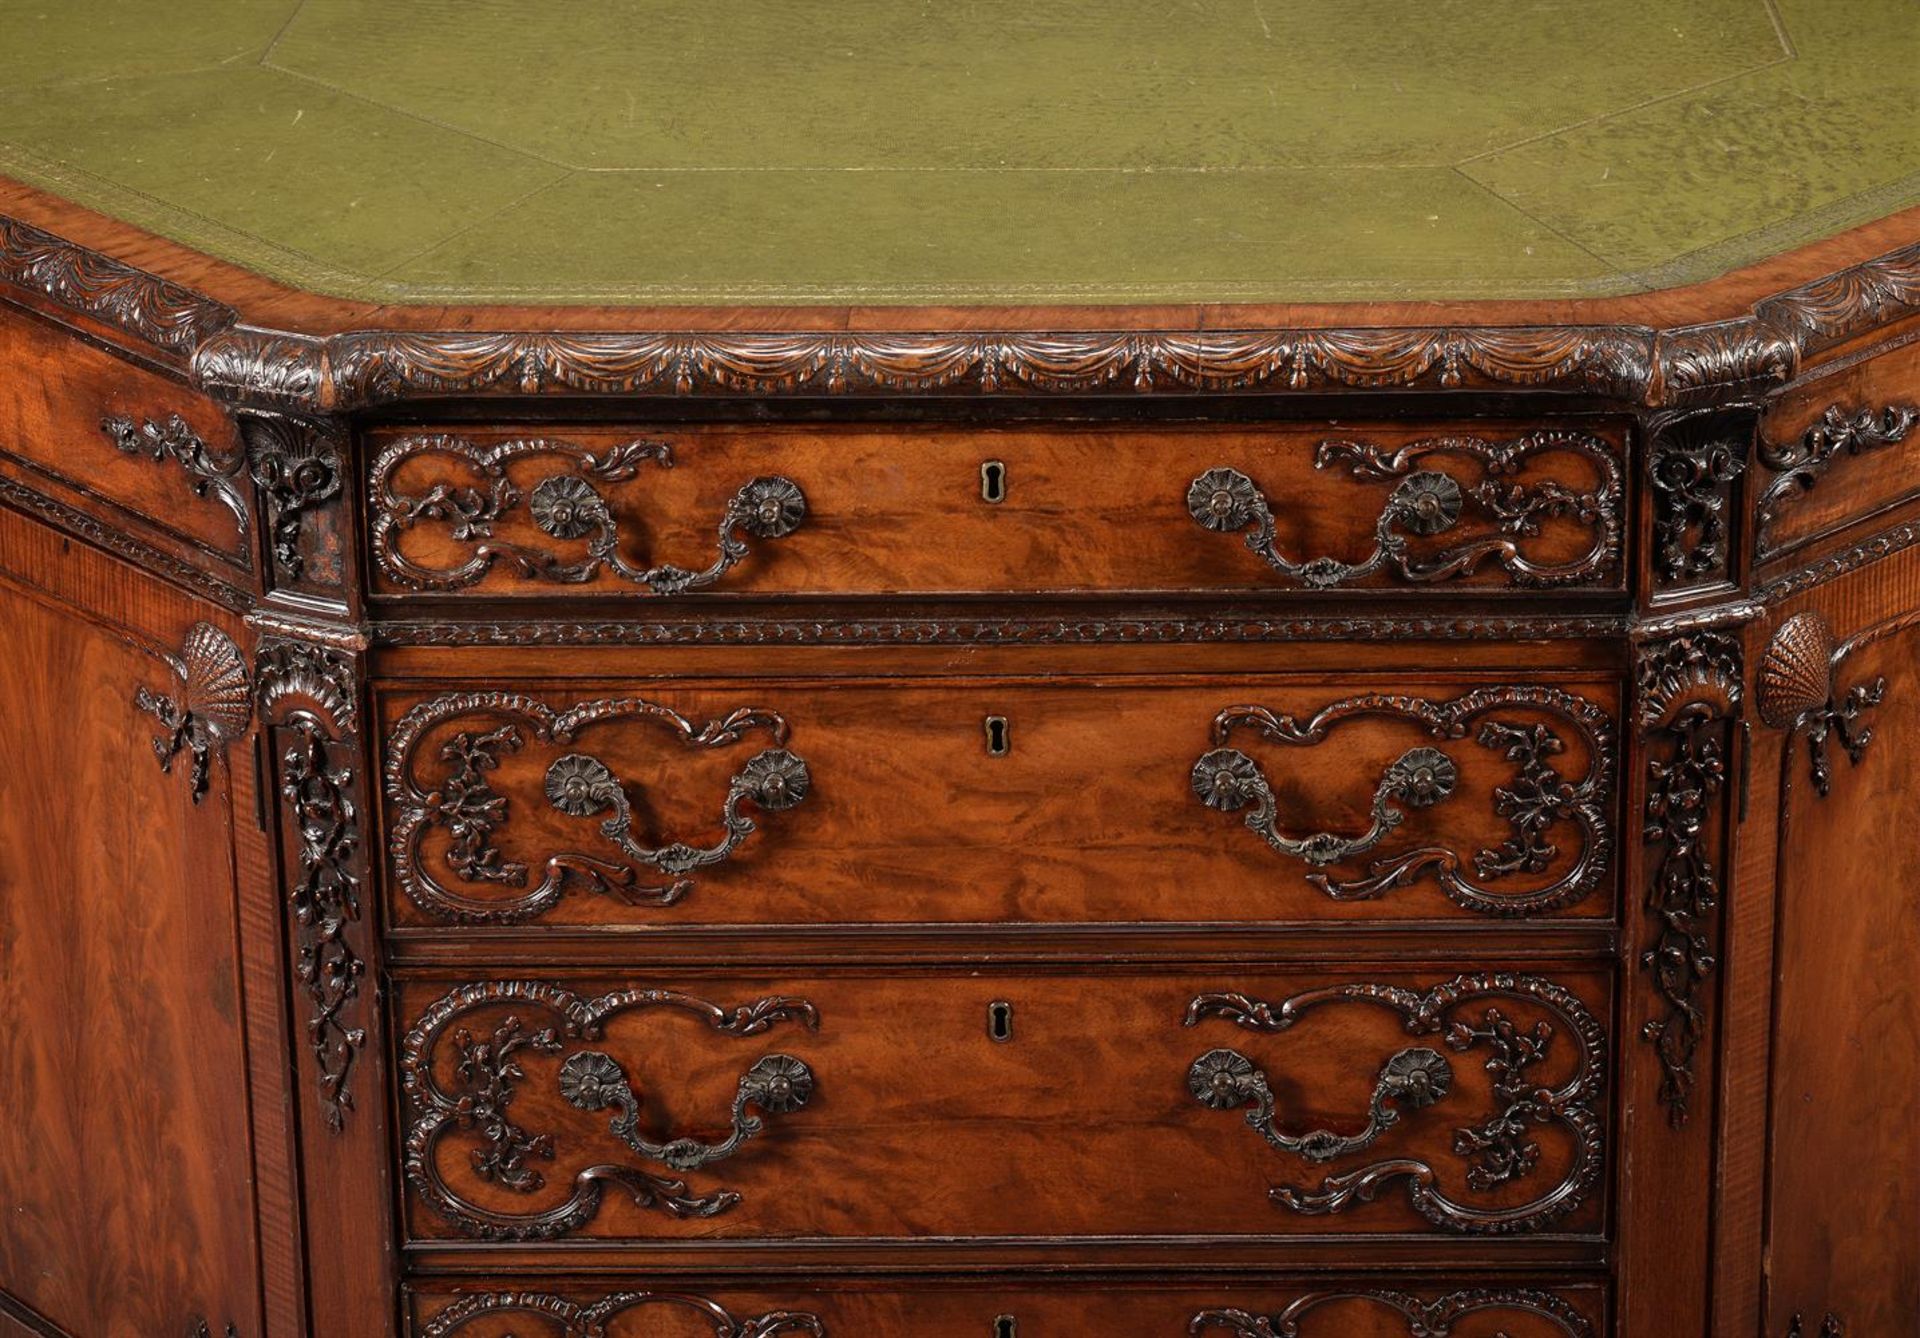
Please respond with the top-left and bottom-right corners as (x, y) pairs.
(0, 0), (1916, 314)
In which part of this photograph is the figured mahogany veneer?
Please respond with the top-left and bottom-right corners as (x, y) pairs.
(2, 183), (1919, 1338)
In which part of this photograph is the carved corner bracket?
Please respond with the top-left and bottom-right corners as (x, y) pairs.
(239, 412), (347, 588)
(1758, 611), (1898, 797)
(135, 622), (251, 803)
(1635, 631), (1743, 1127)
(256, 636), (368, 1131)
(1646, 405), (1756, 590)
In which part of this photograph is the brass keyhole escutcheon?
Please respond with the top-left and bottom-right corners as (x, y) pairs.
(988, 1001), (1014, 1043)
(984, 715), (1011, 757)
(980, 459), (1008, 503)
(995, 1316), (1018, 1338)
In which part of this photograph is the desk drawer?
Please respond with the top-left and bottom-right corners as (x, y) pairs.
(376, 675), (1619, 930)
(365, 420), (1625, 599)
(396, 964), (1609, 1249)
(406, 1278), (1608, 1336)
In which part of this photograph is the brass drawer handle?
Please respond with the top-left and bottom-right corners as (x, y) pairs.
(1189, 1046), (1452, 1163)
(1192, 744), (1456, 866)
(1186, 431), (1622, 589)
(544, 745), (811, 882)
(560, 1050), (814, 1172)
(370, 434), (807, 592)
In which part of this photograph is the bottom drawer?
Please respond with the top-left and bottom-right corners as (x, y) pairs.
(405, 1279), (1610, 1336)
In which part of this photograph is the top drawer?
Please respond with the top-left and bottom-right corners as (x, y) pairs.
(365, 419), (1626, 599)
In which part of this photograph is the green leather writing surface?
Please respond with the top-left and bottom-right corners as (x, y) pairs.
(0, 0), (1913, 305)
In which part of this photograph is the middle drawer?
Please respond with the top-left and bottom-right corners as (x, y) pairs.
(376, 674), (1620, 930)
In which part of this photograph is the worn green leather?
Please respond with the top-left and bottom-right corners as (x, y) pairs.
(0, 0), (1913, 305)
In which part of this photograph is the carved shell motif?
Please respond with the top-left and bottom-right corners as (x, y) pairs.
(177, 621), (254, 740)
(1757, 612), (1837, 728)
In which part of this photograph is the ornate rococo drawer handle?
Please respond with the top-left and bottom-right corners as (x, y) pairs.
(545, 746), (811, 880)
(369, 433), (807, 592)
(1193, 745), (1456, 866)
(1187, 431), (1622, 589)
(1188, 1045), (1453, 1162)
(560, 1050), (814, 1172)
(1181, 973), (1606, 1235)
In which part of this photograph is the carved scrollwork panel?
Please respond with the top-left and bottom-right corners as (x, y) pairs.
(1194, 687), (1615, 916)
(369, 433), (805, 593)
(100, 414), (251, 542)
(1636, 632), (1743, 1127)
(400, 979), (820, 1240)
(1756, 402), (1918, 557)
(385, 691), (810, 923)
(1191, 1287), (1596, 1337)
(257, 638), (367, 1131)
(1183, 972), (1606, 1235)
(135, 622), (251, 803)
(415, 1290), (824, 1338)
(1187, 430), (1621, 590)
(1647, 406), (1755, 588)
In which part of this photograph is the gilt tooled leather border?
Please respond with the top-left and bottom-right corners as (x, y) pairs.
(0, 210), (1915, 409)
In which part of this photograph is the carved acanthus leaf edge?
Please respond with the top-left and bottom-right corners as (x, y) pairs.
(3, 211), (1914, 405)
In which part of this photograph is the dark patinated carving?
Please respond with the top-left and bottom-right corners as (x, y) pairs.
(100, 413), (250, 539)
(1756, 403), (1918, 555)
(1637, 631), (1742, 1127)
(374, 611), (1629, 647)
(135, 621), (251, 803)
(368, 433), (805, 593)
(1759, 610), (1909, 797)
(1757, 237), (1920, 349)
(1184, 972), (1605, 1235)
(240, 413), (344, 584)
(0, 213), (236, 353)
(385, 691), (808, 922)
(1197, 688), (1614, 916)
(1188, 431), (1621, 589)
(1648, 407), (1753, 586)
(1191, 1288), (1595, 1337)
(417, 1290), (823, 1338)
(400, 979), (819, 1239)
(257, 638), (366, 1130)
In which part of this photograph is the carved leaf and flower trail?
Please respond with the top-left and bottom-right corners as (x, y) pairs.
(401, 980), (820, 1240)
(1183, 972), (1605, 1235)
(369, 434), (805, 594)
(1187, 430), (1621, 590)
(1193, 687), (1613, 916)
(386, 692), (810, 923)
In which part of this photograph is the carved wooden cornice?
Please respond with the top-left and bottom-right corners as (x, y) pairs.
(3, 213), (1917, 409)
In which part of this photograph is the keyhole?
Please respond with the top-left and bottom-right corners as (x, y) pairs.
(980, 460), (1008, 503)
(984, 716), (1010, 757)
(988, 1001), (1013, 1042)
(994, 1317), (1018, 1338)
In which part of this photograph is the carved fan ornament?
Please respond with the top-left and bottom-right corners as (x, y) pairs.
(135, 622), (251, 803)
(1759, 611), (1889, 796)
